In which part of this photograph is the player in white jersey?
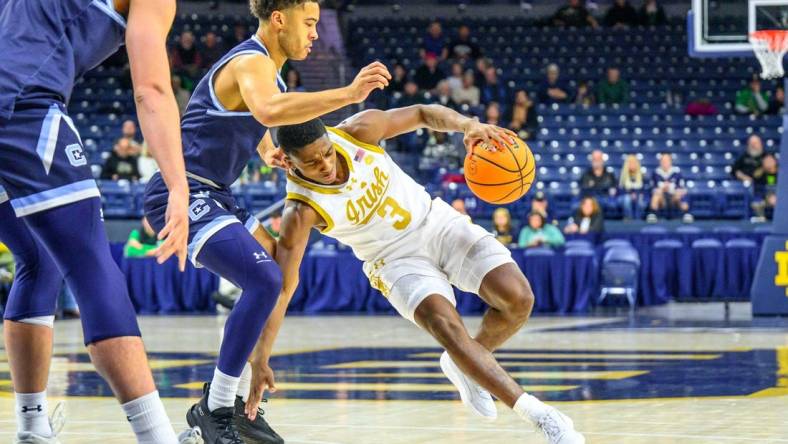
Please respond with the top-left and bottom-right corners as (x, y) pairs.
(241, 104), (584, 444)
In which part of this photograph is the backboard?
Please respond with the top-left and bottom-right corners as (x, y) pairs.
(689, 0), (788, 58)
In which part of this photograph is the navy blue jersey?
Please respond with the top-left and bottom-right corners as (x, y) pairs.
(181, 35), (287, 188)
(0, 0), (126, 119)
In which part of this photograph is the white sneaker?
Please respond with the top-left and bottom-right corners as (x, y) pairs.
(532, 405), (584, 444)
(178, 426), (203, 444)
(439, 351), (497, 419)
(14, 402), (66, 444)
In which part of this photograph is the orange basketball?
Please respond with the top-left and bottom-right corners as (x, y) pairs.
(463, 137), (536, 204)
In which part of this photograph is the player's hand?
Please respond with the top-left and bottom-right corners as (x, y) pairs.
(154, 189), (189, 271)
(263, 146), (288, 169)
(463, 119), (518, 153)
(245, 361), (277, 420)
(346, 62), (391, 104)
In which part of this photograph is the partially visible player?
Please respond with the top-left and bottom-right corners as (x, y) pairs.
(0, 0), (192, 443)
(244, 105), (585, 444)
(142, 1), (390, 442)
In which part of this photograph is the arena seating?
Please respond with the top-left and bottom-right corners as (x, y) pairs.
(70, 14), (780, 223)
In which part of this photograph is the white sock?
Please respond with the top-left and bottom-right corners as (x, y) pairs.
(237, 362), (252, 402)
(513, 393), (548, 423)
(121, 391), (178, 444)
(16, 391), (51, 436)
(208, 368), (240, 412)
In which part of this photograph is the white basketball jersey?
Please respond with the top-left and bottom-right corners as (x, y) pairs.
(285, 127), (433, 261)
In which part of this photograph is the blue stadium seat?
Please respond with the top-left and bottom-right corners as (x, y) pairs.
(599, 246), (641, 308)
(98, 180), (135, 219)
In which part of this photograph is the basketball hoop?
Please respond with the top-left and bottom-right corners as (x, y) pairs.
(750, 30), (788, 79)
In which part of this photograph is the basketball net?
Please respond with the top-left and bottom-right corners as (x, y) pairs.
(750, 30), (788, 79)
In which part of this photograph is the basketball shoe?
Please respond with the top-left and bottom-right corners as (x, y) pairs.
(186, 384), (244, 444)
(233, 397), (284, 444)
(440, 351), (497, 419)
(13, 402), (65, 444)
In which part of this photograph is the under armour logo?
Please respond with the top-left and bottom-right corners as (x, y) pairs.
(21, 405), (43, 413)
(253, 251), (271, 263)
(775, 241), (788, 297)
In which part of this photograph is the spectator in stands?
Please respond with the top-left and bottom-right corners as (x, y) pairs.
(124, 217), (159, 258)
(202, 31), (225, 67)
(451, 198), (468, 216)
(768, 85), (784, 114)
(531, 191), (559, 226)
(605, 0), (639, 28)
(432, 80), (458, 110)
(421, 20), (448, 61)
(530, 191), (548, 217)
(685, 97), (718, 116)
(752, 154), (779, 219)
(492, 208), (517, 246)
(137, 145), (158, 183)
(484, 102), (502, 126)
(618, 154), (646, 220)
(415, 54), (446, 93)
(230, 24), (248, 46)
(596, 67), (629, 105)
(396, 81), (425, 107)
(172, 75), (191, 115)
(732, 134), (765, 184)
(564, 196), (605, 234)
(452, 70), (481, 107)
(171, 30), (203, 83)
(424, 130), (462, 168)
(518, 212), (566, 248)
(447, 62), (464, 92)
(551, 0), (599, 28)
(389, 63), (409, 95)
(481, 66), (508, 106)
(506, 90), (538, 140)
(287, 68), (307, 92)
(474, 57), (493, 88)
(735, 76), (770, 115)
(639, 0), (668, 26)
(575, 81), (595, 106)
(539, 64), (572, 104)
(266, 211), (282, 238)
(649, 153), (690, 221)
(449, 24), (481, 62)
(102, 137), (141, 182)
(581, 150), (617, 195)
(121, 119), (142, 146)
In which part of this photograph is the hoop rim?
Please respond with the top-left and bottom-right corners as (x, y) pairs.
(750, 29), (788, 51)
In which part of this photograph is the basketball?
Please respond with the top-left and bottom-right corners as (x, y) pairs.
(463, 137), (536, 204)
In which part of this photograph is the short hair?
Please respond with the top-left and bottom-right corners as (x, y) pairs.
(250, 0), (320, 20)
(276, 118), (327, 154)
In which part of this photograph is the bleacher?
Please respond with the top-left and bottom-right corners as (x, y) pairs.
(73, 13), (780, 222)
(345, 17), (781, 222)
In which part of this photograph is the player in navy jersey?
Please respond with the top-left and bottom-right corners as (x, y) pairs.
(142, 1), (390, 442)
(0, 1), (193, 443)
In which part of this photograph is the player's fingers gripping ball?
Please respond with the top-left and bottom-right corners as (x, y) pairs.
(464, 136), (536, 204)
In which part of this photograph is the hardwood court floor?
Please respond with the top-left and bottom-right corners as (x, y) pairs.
(1, 303), (787, 443)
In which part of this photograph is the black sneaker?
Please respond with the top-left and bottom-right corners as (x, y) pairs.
(186, 383), (244, 444)
(234, 396), (284, 444)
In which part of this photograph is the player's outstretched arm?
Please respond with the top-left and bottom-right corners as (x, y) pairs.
(337, 104), (517, 152)
(126, 0), (189, 270)
(244, 201), (321, 420)
(234, 58), (391, 128)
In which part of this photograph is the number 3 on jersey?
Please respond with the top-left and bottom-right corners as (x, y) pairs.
(376, 196), (411, 230)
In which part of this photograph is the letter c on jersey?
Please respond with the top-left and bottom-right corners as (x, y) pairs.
(189, 199), (211, 221)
